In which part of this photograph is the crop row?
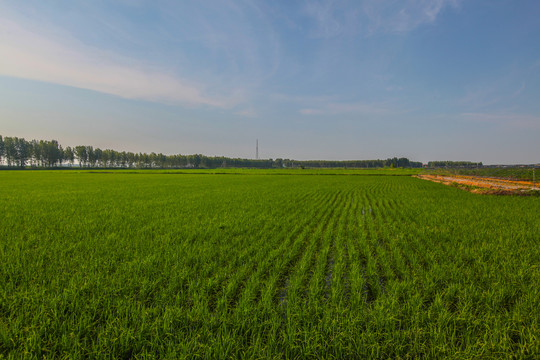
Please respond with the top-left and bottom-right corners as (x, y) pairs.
(0, 171), (538, 358)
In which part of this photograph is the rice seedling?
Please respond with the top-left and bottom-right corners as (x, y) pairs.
(0, 170), (538, 358)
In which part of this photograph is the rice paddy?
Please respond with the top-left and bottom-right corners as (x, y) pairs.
(0, 170), (538, 358)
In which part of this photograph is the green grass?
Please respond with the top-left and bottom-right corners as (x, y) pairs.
(0, 171), (539, 358)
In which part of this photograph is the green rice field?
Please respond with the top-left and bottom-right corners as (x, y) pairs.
(1, 170), (539, 358)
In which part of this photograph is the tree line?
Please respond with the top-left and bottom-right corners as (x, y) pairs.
(427, 161), (483, 168)
(297, 158), (421, 168)
(0, 135), (423, 169)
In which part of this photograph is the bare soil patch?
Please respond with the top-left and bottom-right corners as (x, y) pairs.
(416, 174), (538, 195)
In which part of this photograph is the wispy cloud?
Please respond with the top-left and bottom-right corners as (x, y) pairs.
(157, 1), (282, 86)
(511, 83), (526, 98)
(303, 0), (358, 38)
(271, 93), (338, 105)
(300, 101), (400, 116)
(0, 17), (236, 108)
(303, 0), (462, 38)
(234, 108), (258, 118)
(362, 0), (462, 34)
(460, 112), (540, 129)
(458, 70), (530, 111)
(458, 87), (502, 110)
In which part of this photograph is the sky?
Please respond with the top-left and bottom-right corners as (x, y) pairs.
(0, 0), (539, 164)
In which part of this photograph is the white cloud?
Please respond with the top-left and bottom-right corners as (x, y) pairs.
(0, 18), (234, 108)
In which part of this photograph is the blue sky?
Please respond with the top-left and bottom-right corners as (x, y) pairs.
(1, 0), (539, 164)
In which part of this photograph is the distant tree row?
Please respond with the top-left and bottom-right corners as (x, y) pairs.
(0, 136), (68, 167)
(427, 161), (483, 168)
(0, 135), (422, 169)
(296, 157), (422, 168)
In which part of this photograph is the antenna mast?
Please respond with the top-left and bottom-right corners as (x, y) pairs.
(256, 139), (259, 160)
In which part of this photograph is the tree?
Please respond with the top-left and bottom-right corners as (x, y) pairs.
(87, 146), (96, 167)
(15, 137), (30, 167)
(64, 146), (75, 167)
(41, 140), (62, 167)
(74, 146), (87, 167)
(127, 152), (136, 168)
(102, 149), (115, 168)
(120, 152), (128, 168)
(94, 148), (103, 167)
(155, 153), (167, 168)
(140, 153), (151, 168)
(36, 140), (47, 166)
(58, 144), (65, 167)
(4, 137), (16, 166)
(28, 140), (38, 166)
(188, 154), (201, 168)
(0, 135), (4, 165)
